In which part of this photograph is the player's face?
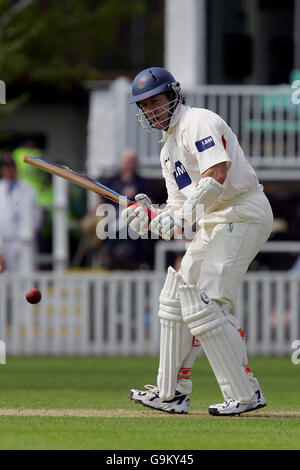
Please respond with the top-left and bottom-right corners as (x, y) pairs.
(139, 93), (172, 130)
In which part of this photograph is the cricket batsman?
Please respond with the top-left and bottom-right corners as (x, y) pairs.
(121, 67), (273, 416)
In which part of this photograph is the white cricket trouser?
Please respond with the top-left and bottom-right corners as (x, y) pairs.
(179, 190), (273, 312)
(173, 190), (273, 397)
(158, 191), (273, 399)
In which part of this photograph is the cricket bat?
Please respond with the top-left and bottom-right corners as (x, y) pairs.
(23, 155), (158, 219)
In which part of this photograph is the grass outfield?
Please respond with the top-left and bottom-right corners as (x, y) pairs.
(0, 356), (299, 450)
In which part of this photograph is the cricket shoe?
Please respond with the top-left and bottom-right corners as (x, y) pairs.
(129, 384), (190, 414)
(208, 389), (266, 416)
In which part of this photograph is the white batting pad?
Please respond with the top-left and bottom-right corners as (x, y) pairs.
(157, 267), (194, 401)
(179, 285), (256, 404)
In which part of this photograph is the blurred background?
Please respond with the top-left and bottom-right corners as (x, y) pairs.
(0, 0), (299, 358)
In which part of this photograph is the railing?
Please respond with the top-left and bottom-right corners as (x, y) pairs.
(184, 85), (300, 167)
(0, 271), (162, 357)
(236, 272), (300, 356)
(123, 84), (300, 174)
(0, 270), (299, 357)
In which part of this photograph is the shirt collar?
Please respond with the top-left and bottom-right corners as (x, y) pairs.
(159, 103), (188, 142)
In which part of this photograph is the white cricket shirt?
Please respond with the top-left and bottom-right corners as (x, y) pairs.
(160, 104), (262, 209)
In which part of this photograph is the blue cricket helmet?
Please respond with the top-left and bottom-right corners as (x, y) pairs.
(129, 67), (178, 104)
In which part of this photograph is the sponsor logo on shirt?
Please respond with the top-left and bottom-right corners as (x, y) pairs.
(195, 136), (215, 152)
(173, 161), (192, 190)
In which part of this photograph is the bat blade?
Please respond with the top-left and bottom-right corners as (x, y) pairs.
(23, 156), (132, 207)
(23, 156), (158, 220)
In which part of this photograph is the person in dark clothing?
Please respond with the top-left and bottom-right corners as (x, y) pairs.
(97, 148), (155, 270)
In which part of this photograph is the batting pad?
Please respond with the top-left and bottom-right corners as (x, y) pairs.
(157, 267), (194, 401)
(179, 285), (255, 404)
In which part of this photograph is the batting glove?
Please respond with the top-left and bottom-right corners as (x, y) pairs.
(134, 193), (154, 211)
(121, 204), (149, 236)
(121, 194), (160, 236)
(149, 209), (183, 241)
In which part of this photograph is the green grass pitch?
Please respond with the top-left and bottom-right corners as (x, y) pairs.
(0, 356), (299, 450)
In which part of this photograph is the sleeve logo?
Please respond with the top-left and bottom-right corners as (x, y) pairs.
(195, 136), (215, 152)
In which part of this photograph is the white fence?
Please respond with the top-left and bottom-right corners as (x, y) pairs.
(0, 271), (299, 357)
(183, 85), (300, 168)
(0, 272), (162, 357)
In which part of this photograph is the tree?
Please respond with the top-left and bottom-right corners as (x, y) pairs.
(0, 0), (164, 99)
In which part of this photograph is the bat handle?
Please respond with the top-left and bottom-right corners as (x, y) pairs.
(128, 201), (158, 220)
(146, 207), (159, 220)
(128, 201), (184, 237)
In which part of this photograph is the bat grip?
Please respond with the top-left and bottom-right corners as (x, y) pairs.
(128, 201), (184, 237)
(128, 201), (158, 220)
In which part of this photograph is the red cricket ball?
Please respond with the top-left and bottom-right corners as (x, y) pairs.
(26, 288), (42, 304)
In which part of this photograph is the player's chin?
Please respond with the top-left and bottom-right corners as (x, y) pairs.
(150, 118), (165, 130)
(151, 121), (163, 130)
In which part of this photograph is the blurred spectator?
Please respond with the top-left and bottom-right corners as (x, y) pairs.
(12, 139), (53, 206)
(12, 139), (54, 263)
(0, 153), (42, 272)
(104, 148), (154, 202)
(82, 148), (156, 269)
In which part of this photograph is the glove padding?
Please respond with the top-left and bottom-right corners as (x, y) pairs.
(149, 177), (224, 241)
(134, 193), (153, 209)
(121, 193), (159, 236)
(121, 204), (149, 236)
(149, 209), (183, 241)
